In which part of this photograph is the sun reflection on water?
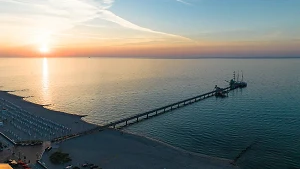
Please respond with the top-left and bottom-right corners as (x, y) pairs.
(42, 57), (50, 104)
(43, 58), (48, 77)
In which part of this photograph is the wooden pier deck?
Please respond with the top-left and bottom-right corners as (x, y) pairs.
(104, 86), (233, 129)
(52, 86), (239, 142)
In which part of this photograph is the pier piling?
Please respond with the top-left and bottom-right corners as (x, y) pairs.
(104, 86), (242, 129)
(51, 82), (247, 142)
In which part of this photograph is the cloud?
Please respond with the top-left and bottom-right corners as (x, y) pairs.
(82, 0), (194, 42)
(0, 0), (195, 47)
(97, 10), (194, 42)
(176, 0), (192, 5)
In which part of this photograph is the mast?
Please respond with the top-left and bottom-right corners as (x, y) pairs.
(242, 71), (244, 82)
(233, 71), (236, 81)
(237, 71), (240, 82)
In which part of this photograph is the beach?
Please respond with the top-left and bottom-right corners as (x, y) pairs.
(41, 129), (238, 169)
(0, 91), (97, 142)
(0, 90), (238, 169)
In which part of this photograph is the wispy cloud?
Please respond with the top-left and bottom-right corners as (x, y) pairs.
(0, 0), (195, 47)
(97, 10), (193, 42)
(176, 0), (192, 5)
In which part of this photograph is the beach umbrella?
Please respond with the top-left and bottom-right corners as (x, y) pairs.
(10, 160), (18, 165)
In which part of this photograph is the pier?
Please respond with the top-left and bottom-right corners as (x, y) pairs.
(105, 72), (248, 129)
(51, 86), (239, 142)
(51, 73), (248, 142)
(104, 86), (234, 129)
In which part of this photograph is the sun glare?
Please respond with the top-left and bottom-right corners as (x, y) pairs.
(39, 45), (49, 53)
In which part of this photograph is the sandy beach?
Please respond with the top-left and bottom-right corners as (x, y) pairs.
(0, 91), (239, 169)
(41, 129), (238, 169)
(0, 91), (97, 142)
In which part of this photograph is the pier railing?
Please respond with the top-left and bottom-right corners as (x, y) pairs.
(104, 86), (232, 129)
(52, 86), (237, 142)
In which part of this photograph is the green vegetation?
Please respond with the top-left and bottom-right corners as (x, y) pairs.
(49, 151), (72, 164)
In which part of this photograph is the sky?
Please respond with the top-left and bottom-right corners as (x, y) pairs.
(0, 0), (300, 58)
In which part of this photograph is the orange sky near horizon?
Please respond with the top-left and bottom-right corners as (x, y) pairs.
(2, 40), (300, 58)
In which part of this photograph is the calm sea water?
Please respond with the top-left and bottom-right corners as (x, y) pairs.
(0, 58), (299, 169)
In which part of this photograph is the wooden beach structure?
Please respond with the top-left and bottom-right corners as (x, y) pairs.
(52, 72), (248, 142)
(51, 85), (240, 142)
(105, 72), (247, 129)
(105, 87), (234, 129)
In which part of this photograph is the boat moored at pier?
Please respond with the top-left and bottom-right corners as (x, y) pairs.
(228, 71), (248, 89)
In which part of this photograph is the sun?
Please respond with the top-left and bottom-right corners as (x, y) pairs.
(39, 45), (50, 54)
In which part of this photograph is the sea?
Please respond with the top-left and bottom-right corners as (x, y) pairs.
(0, 57), (299, 169)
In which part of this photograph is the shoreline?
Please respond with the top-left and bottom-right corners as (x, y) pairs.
(41, 129), (238, 169)
(1, 90), (90, 119)
(0, 90), (97, 142)
(0, 90), (95, 125)
(122, 129), (234, 164)
(0, 90), (238, 168)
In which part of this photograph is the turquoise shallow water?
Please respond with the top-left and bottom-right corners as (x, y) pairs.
(0, 58), (299, 169)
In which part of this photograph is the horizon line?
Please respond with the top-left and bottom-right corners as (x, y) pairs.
(0, 56), (300, 59)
